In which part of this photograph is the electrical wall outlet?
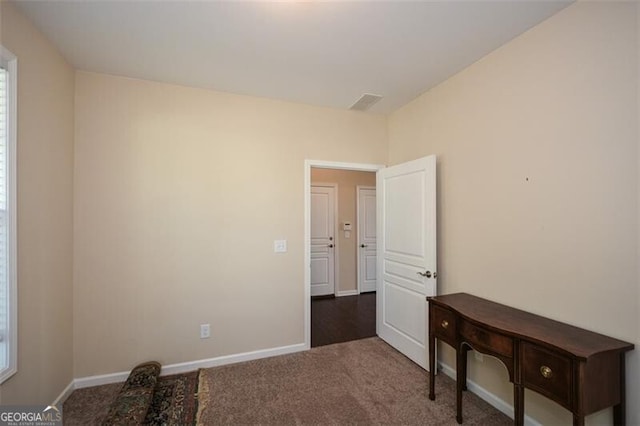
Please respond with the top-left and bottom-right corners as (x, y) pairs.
(200, 323), (210, 339)
(474, 351), (484, 362)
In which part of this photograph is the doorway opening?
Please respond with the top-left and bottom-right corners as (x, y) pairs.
(304, 160), (384, 349)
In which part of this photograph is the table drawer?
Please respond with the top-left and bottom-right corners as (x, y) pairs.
(522, 342), (572, 409)
(460, 321), (513, 357)
(432, 305), (456, 344)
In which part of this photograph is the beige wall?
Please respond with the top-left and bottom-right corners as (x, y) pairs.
(73, 71), (387, 377)
(311, 169), (376, 293)
(0, 2), (75, 404)
(388, 2), (639, 425)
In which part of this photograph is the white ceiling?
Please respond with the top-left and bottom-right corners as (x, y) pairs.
(14, 1), (571, 114)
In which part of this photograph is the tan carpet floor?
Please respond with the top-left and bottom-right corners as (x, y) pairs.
(196, 337), (510, 425)
(64, 337), (511, 425)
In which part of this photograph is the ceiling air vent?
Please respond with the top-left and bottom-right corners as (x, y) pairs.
(350, 93), (383, 111)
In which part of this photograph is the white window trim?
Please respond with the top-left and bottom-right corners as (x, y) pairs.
(0, 45), (17, 384)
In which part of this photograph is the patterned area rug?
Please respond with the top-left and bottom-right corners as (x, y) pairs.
(63, 367), (199, 425)
(144, 371), (199, 425)
(103, 361), (161, 425)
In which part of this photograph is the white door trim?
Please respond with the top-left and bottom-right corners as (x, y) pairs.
(304, 160), (385, 350)
(356, 185), (376, 294)
(310, 182), (339, 297)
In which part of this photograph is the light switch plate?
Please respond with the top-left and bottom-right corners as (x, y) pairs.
(274, 239), (287, 253)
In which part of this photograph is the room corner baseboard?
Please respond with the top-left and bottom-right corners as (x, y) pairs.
(74, 342), (307, 389)
(74, 369), (131, 389)
(336, 290), (358, 297)
(437, 362), (541, 426)
(51, 380), (75, 406)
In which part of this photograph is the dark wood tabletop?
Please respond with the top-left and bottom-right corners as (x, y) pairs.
(427, 292), (633, 361)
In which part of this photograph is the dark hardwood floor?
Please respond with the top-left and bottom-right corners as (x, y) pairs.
(311, 292), (376, 347)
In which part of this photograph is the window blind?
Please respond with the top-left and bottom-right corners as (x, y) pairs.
(0, 66), (7, 369)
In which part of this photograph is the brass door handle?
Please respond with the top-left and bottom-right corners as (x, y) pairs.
(441, 320), (449, 329)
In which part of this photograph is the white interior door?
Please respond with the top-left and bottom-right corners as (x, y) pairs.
(311, 185), (336, 296)
(376, 155), (437, 369)
(357, 186), (377, 293)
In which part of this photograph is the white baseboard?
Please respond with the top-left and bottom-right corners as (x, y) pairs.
(336, 290), (359, 297)
(74, 342), (307, 389)
(51, 380), (75, 407)
(159, 342), (306, 376)
(74, 370), (130, 389)
(438, 362), (541, 426)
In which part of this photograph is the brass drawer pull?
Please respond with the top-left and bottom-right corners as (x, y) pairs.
(540, 365), (553, 379)
(441, 320), (449, 329)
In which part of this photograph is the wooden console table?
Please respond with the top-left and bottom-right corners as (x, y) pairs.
(427, 293), (634, 426)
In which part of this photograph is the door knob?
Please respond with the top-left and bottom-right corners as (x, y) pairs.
(417, 271), (432, 278)
(328, 244), (334, 248)
(360, 244), (368, 248)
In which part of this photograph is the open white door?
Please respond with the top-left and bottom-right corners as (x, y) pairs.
(376, 155), (436, 370)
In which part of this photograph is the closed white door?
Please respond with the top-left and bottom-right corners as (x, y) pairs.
(357, 186), (377, 293)
(377, 155), (437, 369)
(311, 185), (336, 296)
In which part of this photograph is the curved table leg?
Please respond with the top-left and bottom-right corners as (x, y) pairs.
(456, 346), (465, 424)
(429, 332), (436, 400)
(461, 347), (469, 391)
(514, 384), (524, 426)
(613, 353), (626, 425)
